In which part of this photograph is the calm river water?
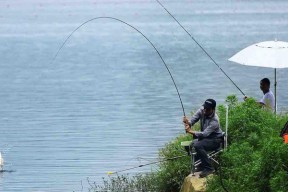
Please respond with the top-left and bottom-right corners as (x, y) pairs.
(0, 0), (288, 191)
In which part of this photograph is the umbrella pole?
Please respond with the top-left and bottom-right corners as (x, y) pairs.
(274, 68), (277, 113)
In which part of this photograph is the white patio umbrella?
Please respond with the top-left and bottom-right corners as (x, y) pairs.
(228, 40), (288, 112)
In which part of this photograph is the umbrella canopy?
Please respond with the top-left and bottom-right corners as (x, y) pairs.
(228, 40), (288, 113)
(229, 40), (288, 68)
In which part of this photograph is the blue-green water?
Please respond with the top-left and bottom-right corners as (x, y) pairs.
(0, 0), (288, 191)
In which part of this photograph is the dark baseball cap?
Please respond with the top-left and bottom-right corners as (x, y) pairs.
(203, 99), (216, 109)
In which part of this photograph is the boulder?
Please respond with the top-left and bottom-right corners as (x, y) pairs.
(180, 172), (212, 192)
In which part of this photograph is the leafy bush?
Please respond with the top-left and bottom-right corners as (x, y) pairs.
(207, 95), (288, 192)
(155, 134), (193, 192)
(91, 95), (288, 192)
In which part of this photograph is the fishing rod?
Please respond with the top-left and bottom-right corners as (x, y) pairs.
(155, 2), (232, 191)
(51, 16), (186, 116)
(107, 154), (187, 175)
(155, 0), (246, 97)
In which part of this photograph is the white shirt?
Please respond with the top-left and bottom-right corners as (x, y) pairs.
(260, 90), (275, 111)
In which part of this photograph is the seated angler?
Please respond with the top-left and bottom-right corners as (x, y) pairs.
(183, 99), (223, 178)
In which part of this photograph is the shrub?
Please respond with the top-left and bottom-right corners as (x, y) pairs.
(207, 96), (288, 192)
(155, 134), (192, 191)
(91, 95), (288, 192)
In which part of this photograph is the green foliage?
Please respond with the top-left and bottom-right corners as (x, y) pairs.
(207, 96), (288, 192)
(225, 94), (238, 108)
(155, 134), (192, 192)
(89, 173), (159, 192)
(91, 95), (288, 192)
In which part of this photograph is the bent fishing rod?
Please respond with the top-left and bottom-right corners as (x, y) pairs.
(155, 0), (246, 97)
(107, 154), (187, 175)
(51, 16), (186, 116)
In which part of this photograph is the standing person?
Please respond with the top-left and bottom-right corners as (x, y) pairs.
(183, 99), (223, 178)
(259, 78), (275, 111)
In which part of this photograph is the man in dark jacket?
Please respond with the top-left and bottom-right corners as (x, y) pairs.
(183, 99), (223, 177)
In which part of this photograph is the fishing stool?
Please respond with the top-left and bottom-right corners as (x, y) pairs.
(181, 105), (229, 176)
(181, 132), (226, 176)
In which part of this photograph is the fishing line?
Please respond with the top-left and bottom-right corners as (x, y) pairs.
(122, 152), (156, 168)
(51, 16), (186, 116)
(108, 146), (187, 175)
(136, 157), (157, 163)
(107, 154), (187, 175)
(155, 0), (246, 97)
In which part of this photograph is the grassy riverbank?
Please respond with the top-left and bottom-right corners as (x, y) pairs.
(90, 96), (288, 192)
